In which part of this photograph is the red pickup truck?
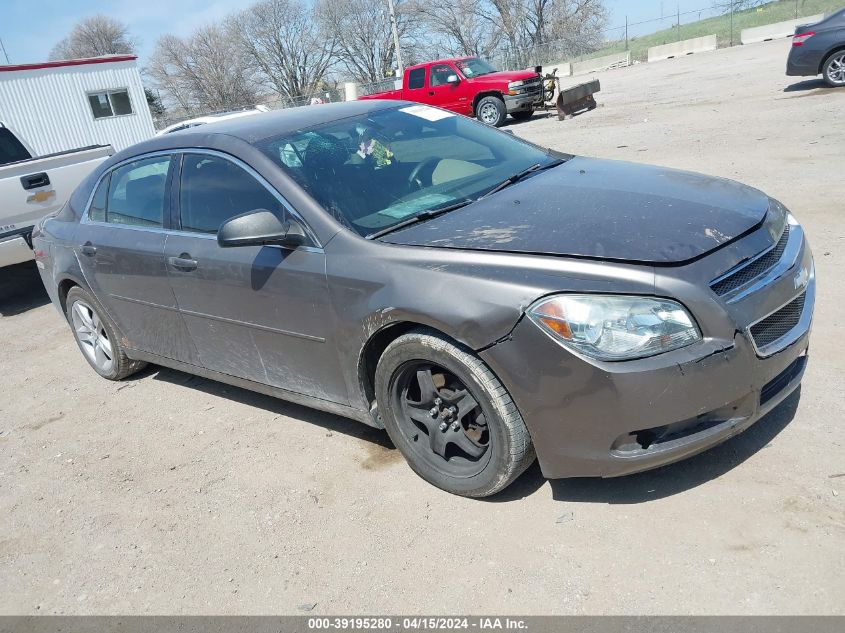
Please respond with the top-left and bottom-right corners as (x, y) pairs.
(359, 57), (543, 127)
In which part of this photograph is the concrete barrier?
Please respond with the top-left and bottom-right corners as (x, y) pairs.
(539, 62), (572, 78)
(647, 35), (718, 62)
(572, 51), (631, 76)
(741, 14), (824, 45)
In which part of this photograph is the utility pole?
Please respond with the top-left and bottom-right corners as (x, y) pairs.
(676, 4), (681, 42)
(730, 0), (734, 47)
(387, 0), (403, 77)
(0, 38), (10, 65)
(625, 16), (629, 51)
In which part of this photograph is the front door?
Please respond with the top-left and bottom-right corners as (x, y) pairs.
(75, 154), (197, 362)
(427, 63), (473, 115)
(164, 151), (348, 404)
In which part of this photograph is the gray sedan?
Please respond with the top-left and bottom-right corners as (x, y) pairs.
(33, 100), (815, 497)
(787, 8), (845, 87)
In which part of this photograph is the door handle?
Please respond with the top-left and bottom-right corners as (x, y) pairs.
(20, 172), (51, 190)
(168, 254), (198, 271)
(428, 91), (435, 96)
(81, 243), (97, 257)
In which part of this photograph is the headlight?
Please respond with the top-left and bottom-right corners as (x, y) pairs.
(527, 294), (701, 361)
(508, 80), (524, 88)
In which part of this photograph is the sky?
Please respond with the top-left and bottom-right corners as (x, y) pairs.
(0, 0), (721, 66)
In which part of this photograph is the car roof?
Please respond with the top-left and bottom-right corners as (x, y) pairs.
(135, 100), (404, 156)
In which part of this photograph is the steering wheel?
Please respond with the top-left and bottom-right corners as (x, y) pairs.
(407, 157), (442, 191)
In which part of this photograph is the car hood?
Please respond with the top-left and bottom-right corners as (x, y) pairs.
(380, 157), (770, 264)
(471, 69), (538, 84)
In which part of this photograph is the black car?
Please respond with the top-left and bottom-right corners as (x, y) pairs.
(787, 8), (845, 87)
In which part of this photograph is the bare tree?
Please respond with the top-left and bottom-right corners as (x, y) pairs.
(481, 0), (607, 65)
(315, 0), (417, 83)
(234, 0), (335, 101)
(409, 0), (501, 57)
(146, 24), (260, 114)
(49, 15), (137, 60)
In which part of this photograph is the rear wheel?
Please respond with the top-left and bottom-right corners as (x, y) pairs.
(375, 329), (535, 498)
(822, 51), (845, 87)
(510, 109), (534, 122)
(475, 96), (507, 127)
(66, 286), (146, 380)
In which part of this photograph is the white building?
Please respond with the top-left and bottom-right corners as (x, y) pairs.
(0, 55), (155, 156)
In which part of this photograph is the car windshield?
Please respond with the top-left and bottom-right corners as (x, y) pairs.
(258, 105), (557, 237)
(455, 57), (498, 78)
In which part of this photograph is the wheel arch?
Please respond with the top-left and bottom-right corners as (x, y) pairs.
(819, 45), (845, 74)
(472, 90), (505, 114)
(357, 320), (468, 414)
(57, 273), (88, 316)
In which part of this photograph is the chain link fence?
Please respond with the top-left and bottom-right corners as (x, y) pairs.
(493, 0), (833, 70)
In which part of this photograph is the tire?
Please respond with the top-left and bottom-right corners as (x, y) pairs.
(822, 51), (845, 87)
(65, 286), (146, 381)
(374, 328), (535, 498)
(475, 96), (508, 127)
(510, 109), (534, 122)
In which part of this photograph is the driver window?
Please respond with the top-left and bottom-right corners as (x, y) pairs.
(429, 64), (455, 87)
(179, 154), (287, 234)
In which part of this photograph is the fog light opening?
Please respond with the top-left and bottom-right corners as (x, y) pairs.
(634, 427), (666, 450)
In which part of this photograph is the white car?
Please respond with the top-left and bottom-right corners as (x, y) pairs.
(155, 105), (270, 136)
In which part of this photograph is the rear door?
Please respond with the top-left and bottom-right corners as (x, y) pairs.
(163, 151), (348, 404)
(402, 66), (430, 105)
(75, 154), (197, 362)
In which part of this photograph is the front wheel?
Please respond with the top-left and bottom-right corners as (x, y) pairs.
(822, 51), (845, 87)
(475, 96), (507, 127)
(375, 329), (535, 498)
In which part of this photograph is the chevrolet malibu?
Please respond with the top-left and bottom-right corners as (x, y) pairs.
(33, 101), (815, 497)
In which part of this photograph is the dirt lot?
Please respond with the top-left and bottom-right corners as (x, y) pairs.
(1, 38), (843, 615)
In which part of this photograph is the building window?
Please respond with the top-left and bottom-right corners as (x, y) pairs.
(87, 89), (133, 119)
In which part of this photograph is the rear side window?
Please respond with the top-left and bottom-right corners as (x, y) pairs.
(88, 173), (110, 223)
(407, 67), (425, 90)
(105, 156), (172, 227)
(179, 154), (286, 234)
(0, 127), (32, 166)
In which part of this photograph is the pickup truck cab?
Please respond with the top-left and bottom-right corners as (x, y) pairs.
(359, 57), (542, 127)
(0, 122), (112, 268)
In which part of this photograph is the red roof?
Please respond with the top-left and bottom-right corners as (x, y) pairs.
(0, 55), (137, 73)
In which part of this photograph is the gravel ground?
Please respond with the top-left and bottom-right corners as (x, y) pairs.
(1, 38), (843, 615)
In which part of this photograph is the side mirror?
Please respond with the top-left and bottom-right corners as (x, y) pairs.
(218, 209), (308, 249)
(446, 74), (460, 84)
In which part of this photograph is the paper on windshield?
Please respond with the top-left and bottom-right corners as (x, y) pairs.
(399, 105), (456, 122)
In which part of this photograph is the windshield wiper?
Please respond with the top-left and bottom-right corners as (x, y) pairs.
(480, 158), (566, 199)
(365, 199), (474, 240)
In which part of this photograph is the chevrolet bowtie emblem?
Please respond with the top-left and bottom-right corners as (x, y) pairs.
(27, 189), (56, 204)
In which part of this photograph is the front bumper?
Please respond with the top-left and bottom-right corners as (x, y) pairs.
(504, 86), (543, 113)
(480, 231), (815, 479)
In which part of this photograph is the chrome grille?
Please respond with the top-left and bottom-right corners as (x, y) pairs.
(750, 292), (806, 350)
(711, 224), (790, 296)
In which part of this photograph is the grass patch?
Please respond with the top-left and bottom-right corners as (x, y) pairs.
(575, 0), (842, 63)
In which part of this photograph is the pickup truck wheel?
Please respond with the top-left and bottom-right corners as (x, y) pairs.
(510, 109), (534, 121)
(66, 286), (146, 381)
(822, 51), (845, 87)
(375, 328), (536, 498)
(476, 96), (507, 127)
